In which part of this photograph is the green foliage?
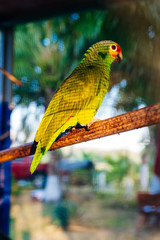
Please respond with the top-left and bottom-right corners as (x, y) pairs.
(13, 8), (134, 107)
(14, 2), (160, 109)
(13, 12), (109, 106)
(16, 5), (160, 107)
(104, 155), (138, 184)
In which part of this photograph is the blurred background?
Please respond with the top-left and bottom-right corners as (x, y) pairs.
(0, 0), (160, 239)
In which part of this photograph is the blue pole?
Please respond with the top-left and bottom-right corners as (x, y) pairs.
(0, 103), (12, 238)
(0, 28), (13, 239)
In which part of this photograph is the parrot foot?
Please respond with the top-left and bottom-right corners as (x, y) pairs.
(86, 118), (100, 130)
(70, 123), (83, 132)
(71, 127), (76, 131)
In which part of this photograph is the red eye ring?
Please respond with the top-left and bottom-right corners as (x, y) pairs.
(110, 45), (117, 51)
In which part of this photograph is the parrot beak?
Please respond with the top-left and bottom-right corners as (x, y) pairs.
(114, 52), (123, 63)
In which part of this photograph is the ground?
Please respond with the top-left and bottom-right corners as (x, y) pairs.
(10, 186), (160, 240)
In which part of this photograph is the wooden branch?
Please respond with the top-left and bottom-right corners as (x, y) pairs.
(0, 131), (10, 141)
(0, 67), (22, 86)
(0, 103), (160, 163)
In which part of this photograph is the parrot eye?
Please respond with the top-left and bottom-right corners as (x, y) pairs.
(110, 45), (117, 51)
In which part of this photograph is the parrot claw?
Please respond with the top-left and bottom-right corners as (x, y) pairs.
(86, 118), (100, 130)
(68, 124), (83, 132)
(71, 127), (76, 131)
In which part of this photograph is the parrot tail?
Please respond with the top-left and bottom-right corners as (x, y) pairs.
(30, 131), (61, 174)
(30, 116), (77, 174)
(30, 141), (43, 174)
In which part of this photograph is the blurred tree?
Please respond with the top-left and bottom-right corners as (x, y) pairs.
(14, 2), (160, 111)
(110, 1), (160, 110)
(13, 12), (107, 107)
(105, 155), (138, 184)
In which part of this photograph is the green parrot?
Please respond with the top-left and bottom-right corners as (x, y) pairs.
(30, 40), (123, 174)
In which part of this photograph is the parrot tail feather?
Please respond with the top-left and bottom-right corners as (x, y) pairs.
(30, 116), (78, 174)
(30, 141), (43, 174)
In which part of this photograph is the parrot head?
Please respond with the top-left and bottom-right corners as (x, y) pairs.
(109, 42), (123, 63)
(83, 40), (123, 66)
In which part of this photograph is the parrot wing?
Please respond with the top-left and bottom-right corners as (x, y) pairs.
(35, 66), (104, 144)
(30, 66), (104, 173)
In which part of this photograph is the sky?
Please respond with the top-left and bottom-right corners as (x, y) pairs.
(10, 84), (149, 154)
